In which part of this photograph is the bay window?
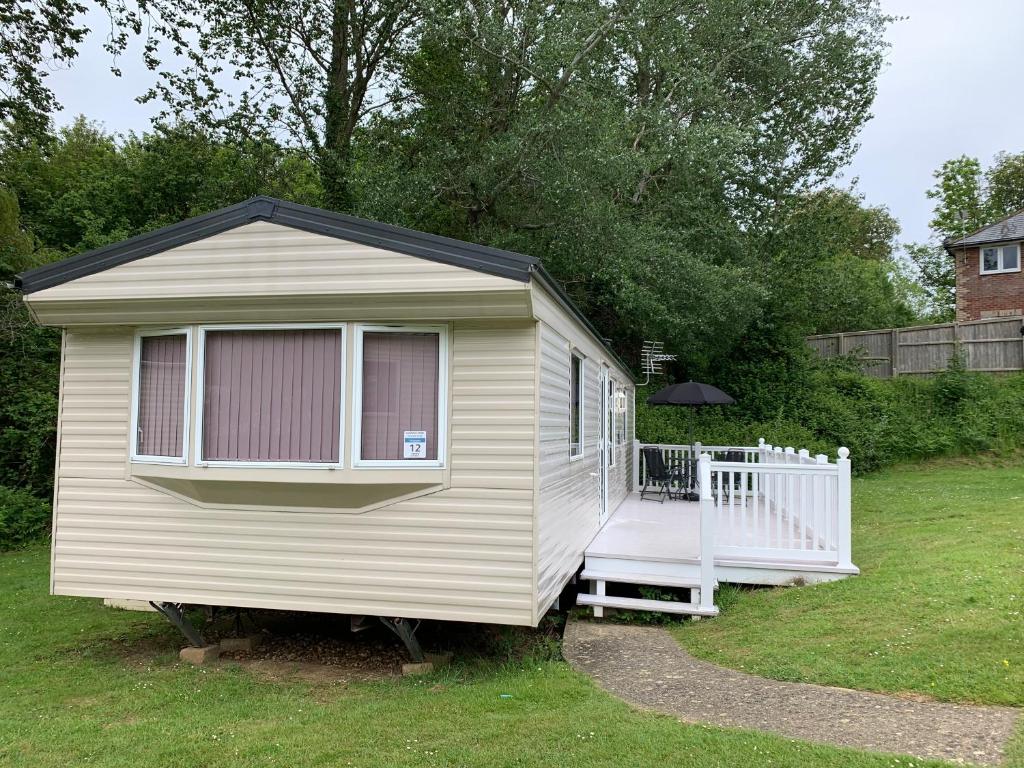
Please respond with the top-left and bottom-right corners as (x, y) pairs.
(130, 322), (450, 472)
(353, 325), (447, 466)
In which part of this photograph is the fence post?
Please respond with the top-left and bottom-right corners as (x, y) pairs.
(697, 453), (717, 614)
(891, 328), (900, 377)
(757, 437), (766, 464)
(632, 440), (642, 493)
(836, 447), (854, 570)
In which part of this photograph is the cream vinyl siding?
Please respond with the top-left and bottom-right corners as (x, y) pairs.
(534, 324), (602, 615)
(532, 283), (634, 618)
(28, 221), (522, 302)
(51, 321), (536, 625)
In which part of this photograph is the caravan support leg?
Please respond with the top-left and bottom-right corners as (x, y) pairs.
(150, 602), (206, 647)
(379, 616), (425, 662)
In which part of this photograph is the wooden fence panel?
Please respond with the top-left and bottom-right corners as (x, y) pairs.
(807, 317), (1024, 378)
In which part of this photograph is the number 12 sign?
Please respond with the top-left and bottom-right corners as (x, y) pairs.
(403, 431), (427, 459)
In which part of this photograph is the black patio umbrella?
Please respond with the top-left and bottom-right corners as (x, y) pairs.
(646, 381), (735, 450)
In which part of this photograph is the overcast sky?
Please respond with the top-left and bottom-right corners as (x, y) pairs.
(47, 0), (1021, 246)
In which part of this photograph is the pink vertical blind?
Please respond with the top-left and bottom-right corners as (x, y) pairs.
(136, 334), (187, 458)
(361, 332), (440, 461)
(202, 329), (342, 463)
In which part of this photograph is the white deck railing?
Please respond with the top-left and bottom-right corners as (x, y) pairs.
(633, 439), (854, 596)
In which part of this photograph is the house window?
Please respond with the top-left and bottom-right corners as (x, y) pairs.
(354, 325), (447, 466)
(614, 385), (628, 445)
(199, 327), (344, 465)
(606, 377), (615, 468)
(980, 244), (1020, 274)
(570, 352), (584, 458)
(132, 330), (191, 463)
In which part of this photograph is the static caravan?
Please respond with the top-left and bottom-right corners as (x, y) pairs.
(16, 197), (636, 653)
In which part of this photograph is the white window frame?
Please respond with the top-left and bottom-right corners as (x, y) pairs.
(351, 323), (449, 469)
(130, 327), (193, 465)
(606, 374), (616, 469)
(569, 351), (585, 461)
(194, 323), (347, 469)
(979, 243), (1021, 275)
(614, 383), (628, 447)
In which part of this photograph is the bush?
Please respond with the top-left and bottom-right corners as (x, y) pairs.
(0, 485), (52, 550)
(636, 357), (1024, 474)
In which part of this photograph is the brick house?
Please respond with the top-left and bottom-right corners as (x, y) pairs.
(947, 209), (1024, 321)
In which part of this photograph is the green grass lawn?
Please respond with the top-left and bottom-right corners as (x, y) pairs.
(2, 458), (1021, 767)
(0, 548), (953, 768)
(676, 457), (1024, 707)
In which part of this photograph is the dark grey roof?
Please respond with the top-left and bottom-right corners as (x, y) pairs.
(15, 196), (634, 378)
(15, 196), (540, 292)
(945, 208), (1024, 249)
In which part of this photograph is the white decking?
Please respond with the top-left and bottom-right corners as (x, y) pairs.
(578, 442), (859, 617)
(588, 493), (818, 563)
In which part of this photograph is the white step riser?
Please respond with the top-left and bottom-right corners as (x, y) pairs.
(577, 593), (719, 617)
(584, 555), (702, 582)
(581, 569), (710, 591)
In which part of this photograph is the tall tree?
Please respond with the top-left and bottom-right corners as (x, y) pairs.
(98, 0), (422, 209)
(355, 0), (891, 367)
(0, 0), (88, 139)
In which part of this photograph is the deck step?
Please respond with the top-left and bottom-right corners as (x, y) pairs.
(577, 593), (719, 617)
(580, 569), (716, 590)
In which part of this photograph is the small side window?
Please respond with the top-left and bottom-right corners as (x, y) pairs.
(569, 352), (584, 458)
(132, 330), (191, 463)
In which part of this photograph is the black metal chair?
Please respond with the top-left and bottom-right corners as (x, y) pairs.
(640, 446), (685, 502)
(710, 449), (747, 500)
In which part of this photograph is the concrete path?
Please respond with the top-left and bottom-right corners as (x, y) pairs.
(563, 619), (1020, 766)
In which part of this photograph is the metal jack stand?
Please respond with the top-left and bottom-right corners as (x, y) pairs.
(150, 602), (206, 647)
(379, 616), (425, 662)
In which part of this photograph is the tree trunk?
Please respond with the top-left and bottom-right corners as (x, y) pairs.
(322, 0), (353, 210)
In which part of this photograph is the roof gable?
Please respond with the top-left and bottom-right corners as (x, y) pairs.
(15, 197), (539, 294)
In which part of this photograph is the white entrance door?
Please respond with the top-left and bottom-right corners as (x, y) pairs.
(599, 366), (610, 524)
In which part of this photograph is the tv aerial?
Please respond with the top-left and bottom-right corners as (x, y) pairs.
(640, 340), (676, 386)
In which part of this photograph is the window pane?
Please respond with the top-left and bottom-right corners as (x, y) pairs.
(570, 355), (582, 456)
(606, 379), (614, 467)
(361, 332), (440, 461)
(983, 248), (1000, 271)
(615, 386), (627, 445)
(1002, 246), (1019, 270)
(203, 329), (342, 463)
(137, 334), (187, 457)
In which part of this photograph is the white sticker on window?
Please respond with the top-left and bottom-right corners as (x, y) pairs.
(403, 431), (427, 459)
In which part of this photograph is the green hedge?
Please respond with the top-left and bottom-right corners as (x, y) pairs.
(0, 485), (52, 551)
(636, 359), (1024, 473)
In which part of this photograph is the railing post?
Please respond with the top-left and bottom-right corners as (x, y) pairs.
(632, 439), (642, 492)
(697, 453), (717, 613)
(836, 447), (854, 570)
(757, 437), (766, 464)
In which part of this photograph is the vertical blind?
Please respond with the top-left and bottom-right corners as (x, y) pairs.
(202, 329), (342, 463)
(137, 334), (188, 457)
(360, 332), (440, 461)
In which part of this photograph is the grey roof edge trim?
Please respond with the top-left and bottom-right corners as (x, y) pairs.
(15, 196), (539, 293)
(530, 264), (637, 383)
